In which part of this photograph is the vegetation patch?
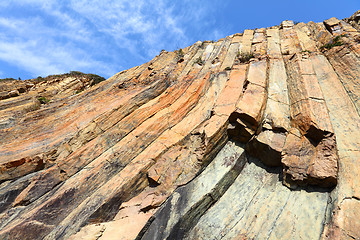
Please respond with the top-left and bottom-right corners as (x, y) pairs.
(36, 76), (46, 82)
(176, 48), (185, 62)
(301, 50), (312, 54)
(75, 89), (84, 94)
(38, 96), (50, 104)
(237, 52), (254, 63)
(0, 78), (16, 81)
(69, 71), (83, 76)
(194, 56), (204, 66)
(87, 74), (106, 86)
(35, 71), (106, 86)
(320, 35), (345, 50)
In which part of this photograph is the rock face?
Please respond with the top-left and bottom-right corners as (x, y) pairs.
(0, 11), (360, 240)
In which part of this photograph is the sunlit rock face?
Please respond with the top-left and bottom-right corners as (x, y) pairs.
(0, 11), (360, 240)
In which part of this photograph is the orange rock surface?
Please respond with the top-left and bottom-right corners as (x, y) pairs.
(0, 11), (360, 240)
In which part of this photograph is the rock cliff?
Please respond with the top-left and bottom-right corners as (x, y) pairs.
(0, 11), (360, 240)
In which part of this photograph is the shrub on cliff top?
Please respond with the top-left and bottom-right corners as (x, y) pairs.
(0, 78), (16, 81)
(38, 71), (105, 86)
(88, 74), (106, 86)
(177, 48), (184, 59)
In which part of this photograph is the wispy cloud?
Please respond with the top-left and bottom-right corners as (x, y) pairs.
(0, 1), (225, 79)
(67, 0), (191, 57)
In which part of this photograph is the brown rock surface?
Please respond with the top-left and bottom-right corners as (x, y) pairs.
(0, 11), (360, 240)
(246, 28), (290, 167)
(281, 128), (337, 188)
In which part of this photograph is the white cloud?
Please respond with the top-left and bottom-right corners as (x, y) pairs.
(0, 6), (115, 77)
(0, 1), (224, 78)
(67, 0), (189, 56)
(0, 41), (62, 76)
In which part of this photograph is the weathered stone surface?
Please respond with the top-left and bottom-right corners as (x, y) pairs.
(267, 28), (282, 59)
(1, 12), (360, 240)
(139, 141), (246, 240)
(280, 20), (302, 55)
(344, 10), (360, 31)
(318, 34), (360, 115)
(251, 28), (267, 57)
(239, 29), (254, 54)
(246, 29), (290, 167)
(186, 156), (330, 240)
(310, 54), (360, 240)
(323, 17), (343, 35)
(280, 20), (294, 29)
(220, 35), (241, 70)
(295, 23), (318, 52)
(306, 21), (333, 47)
(281, 128), (337, 188)
(284, 53), (333, 142)
(246, 130), (286, 167)
(277, 29), (339, 188)
(229, 60), (268, 143)
(263, 59), (290, 131)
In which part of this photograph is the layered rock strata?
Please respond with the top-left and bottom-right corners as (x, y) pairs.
(0, 11), (360, 240)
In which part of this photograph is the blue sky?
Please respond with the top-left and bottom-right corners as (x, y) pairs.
(0, 1), (358, 80)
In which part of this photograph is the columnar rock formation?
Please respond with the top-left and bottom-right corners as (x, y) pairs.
(0, 11), (360, 240)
